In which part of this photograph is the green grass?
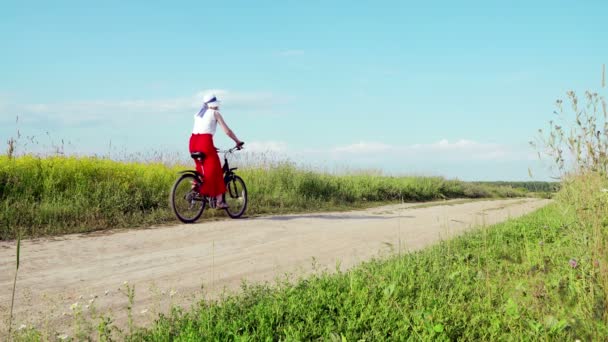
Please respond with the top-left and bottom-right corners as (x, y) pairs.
(0, 155), (533, 240)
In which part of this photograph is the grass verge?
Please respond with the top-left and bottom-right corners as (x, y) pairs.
(10, 174), (602, 340)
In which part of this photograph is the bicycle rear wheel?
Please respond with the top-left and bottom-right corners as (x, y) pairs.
(170, 174), (206, 223)
(224, 175), (248, 218)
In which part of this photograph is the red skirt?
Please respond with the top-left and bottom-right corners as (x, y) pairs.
(189, 134), (226, 197)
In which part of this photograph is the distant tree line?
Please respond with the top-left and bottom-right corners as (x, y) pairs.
(472, 181), (561, 193)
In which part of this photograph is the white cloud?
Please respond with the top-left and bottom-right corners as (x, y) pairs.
(279, 49), (305, 57)
(245, 141), (289, 153)
(194, 89), (284, 110)
(5, 89), (287, 127)
(331, 139), (532, 162)
(332, 141), (392, 154)
(0, 93), (15, 117)
(22, 98), (190, 115)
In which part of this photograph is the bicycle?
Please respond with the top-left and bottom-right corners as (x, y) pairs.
(170, 143), (248, 223)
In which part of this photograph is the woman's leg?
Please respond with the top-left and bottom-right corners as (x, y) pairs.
(200, 152), (226, 197)
(188, 135), (204, 177)
(199, 136), (227, 199)
(215, 194), (226, 207)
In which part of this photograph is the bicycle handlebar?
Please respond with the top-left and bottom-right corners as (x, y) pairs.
(217, 142), (245, 154)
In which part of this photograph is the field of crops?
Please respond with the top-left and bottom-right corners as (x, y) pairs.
(0, 155), (532, 240)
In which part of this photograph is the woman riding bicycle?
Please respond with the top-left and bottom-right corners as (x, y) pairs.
(190, 93), (243, 209)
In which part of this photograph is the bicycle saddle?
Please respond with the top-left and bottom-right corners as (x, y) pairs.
(190, 152), (206, 160)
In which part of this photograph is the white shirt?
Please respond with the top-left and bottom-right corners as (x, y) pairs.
(192, 109), (218, 135)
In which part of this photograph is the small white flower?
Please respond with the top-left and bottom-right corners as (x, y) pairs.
(58, 334), (69, 340)
(85, 305), (90, 309)
(105, 290), (109, 296)
(88, 298), (95, 304)
(123, 281), (129, 285)
(601, 188), (608, 193)
(18, 324), (27, 330)
(161, 290), (166, 295)
(169, 290), (177, 297)
(70, 302), (79, 310)
(140, 309), (148, 314)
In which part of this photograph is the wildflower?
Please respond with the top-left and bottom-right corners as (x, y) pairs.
(140, 309), (148, 314)
(58, 334), (69, 340)
(569, 258), (578, 269)
(105, 290), (109, 296)
(123, 281), (129, 286)
(18, 324), (27, 330)
(601, 189), (608, 193)
(539, 241), (544, 246)
(70, 302), (79, 311)
(169, 290), (177, 297)
(88, 298), (95, 304)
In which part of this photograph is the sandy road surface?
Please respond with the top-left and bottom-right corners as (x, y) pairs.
(1, 198), (550, 334)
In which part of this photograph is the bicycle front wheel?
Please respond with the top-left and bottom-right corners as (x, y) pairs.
(170, 174), (206, 223)
(224, 175), (248, 218)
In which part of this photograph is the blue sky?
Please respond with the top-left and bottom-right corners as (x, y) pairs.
(1, 0), (607, 180)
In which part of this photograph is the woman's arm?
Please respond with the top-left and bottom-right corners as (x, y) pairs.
(215, 111), (242, 145)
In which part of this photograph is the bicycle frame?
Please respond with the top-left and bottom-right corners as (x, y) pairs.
(179, 146), (242, 205)
(181, 146), (241, 181)
(222, 153), (238, 177)
(220, 148), (240, 198)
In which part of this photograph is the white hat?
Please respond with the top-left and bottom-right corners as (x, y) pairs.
(203, 93), (220, 107)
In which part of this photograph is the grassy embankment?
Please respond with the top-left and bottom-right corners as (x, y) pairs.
(0, 155), (532, 240)
(10, 174), (606, 341)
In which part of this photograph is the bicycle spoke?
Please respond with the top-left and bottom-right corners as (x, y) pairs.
(224, 175), (247, 218)
(171, 174), (206, 223)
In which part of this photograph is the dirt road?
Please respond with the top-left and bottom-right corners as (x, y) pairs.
(1, 198), (550, 335)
